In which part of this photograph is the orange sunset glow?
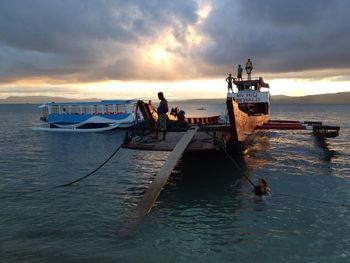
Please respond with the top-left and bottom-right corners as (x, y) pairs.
(1, 1), (350, 101)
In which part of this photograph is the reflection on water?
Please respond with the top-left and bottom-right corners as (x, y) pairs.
(244, 133), (271, 171)
(313, 135), (337, 162)
(1, 104), (350, 263)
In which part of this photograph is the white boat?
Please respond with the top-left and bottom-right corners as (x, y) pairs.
(32, 100), (141, 132)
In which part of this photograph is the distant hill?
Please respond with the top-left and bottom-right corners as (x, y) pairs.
(178, 92), (350, 105)
(0, 96), (100, 104)
(176, 98), (224, 104)
(0, 92), (349, 104)
(271, 92), (350, 104)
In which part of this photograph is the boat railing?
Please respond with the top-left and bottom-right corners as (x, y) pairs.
(44, 101), (136, 116)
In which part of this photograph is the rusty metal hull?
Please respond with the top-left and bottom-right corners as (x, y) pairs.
(226, 98), (269, 143)
(123, 99), (269, 152)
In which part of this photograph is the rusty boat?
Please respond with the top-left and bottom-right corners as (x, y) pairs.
(123, 76), (339, 153)
(119, 73), (340, 236)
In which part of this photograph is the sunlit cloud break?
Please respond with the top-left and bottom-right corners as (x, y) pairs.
(0, 0), (350, 99)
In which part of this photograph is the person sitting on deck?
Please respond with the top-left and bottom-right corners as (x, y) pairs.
(153, 92), (168, 140)
(176, 110), (188, 128)
(170, 107), (179, 117)
(259, 77), (269, 88)
(225, 73), (234, 93)
(254, 178), (271, 197)
(237, 65), (243, 80)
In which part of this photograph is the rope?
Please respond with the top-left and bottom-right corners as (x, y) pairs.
(3, 141), (125, 198)
(204, 128), (349, 206)
(56, 141), (124, 187)
(214, 138), (256, 188)
(200, 126), (256, 187)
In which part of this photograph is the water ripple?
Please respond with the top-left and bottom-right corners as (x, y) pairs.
(0, 104), (349, 263)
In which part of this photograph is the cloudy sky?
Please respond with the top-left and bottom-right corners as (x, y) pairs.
(1, 0), (350, 100)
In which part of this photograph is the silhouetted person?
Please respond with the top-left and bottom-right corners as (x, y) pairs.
(225, 73), (234, 93)
(245, 59), (253, 80)
(237, 65), (243, 80)
(153, 92), (168, 140)
(176, 110), (188, 128)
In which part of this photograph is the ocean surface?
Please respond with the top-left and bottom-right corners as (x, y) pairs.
(0, 102), (349, 263)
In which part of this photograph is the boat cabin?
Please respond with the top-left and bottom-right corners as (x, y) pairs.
(233, 77), (269, 92)
(38, 100), (137, 123)
(227, 78), (270, 116)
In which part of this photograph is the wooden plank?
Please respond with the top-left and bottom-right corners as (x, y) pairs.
(269, 119), (323, 125)
(120, 126), (199, 237)
(256, 124), (305, 130)
(123, 129), (223, 151)
(137, 100), (156, 130)
(124, 131), (187, 151)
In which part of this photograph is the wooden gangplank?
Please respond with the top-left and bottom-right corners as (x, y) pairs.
(123, 129), (223, 151)
(120, 126), (199, 237)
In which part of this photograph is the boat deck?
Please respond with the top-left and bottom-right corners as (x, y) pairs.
(123, 118), (340, 151)
(123, 129), (220, 151)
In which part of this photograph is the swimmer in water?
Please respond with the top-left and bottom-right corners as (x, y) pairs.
(254, 178), (271, 197)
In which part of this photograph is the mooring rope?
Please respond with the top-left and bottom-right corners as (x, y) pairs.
(2, 140), (125, 198)
(219, 141), (350, 207)
(201, 126), (257, 188)
(202, 128), (350, 207)
(56, 141), (124, 187)
(213, 137), (256, 188)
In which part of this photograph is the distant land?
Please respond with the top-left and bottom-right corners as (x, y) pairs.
(270, 92), (350, 104)
(0, 92), (349, 104)
(178, 91), (350, 104)
(0, 96), (100, 104)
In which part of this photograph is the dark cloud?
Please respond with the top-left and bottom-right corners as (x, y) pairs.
(0, 0), (350, 84)
(0, 85), (78, 94)
(198, 0), (350, 75)
(0, 0), (199, 83)
(0, 0), (197, 52)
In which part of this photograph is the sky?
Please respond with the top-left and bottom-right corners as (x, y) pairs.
(1, 0), (350, 101)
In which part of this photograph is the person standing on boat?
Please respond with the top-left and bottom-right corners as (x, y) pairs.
(237, 65), (243, 80)
(153, 92), (168, 140)
(245, 59), (253, 80)
(225, 73), (234, 93)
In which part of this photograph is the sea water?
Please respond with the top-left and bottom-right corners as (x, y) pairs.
(0, 103), (349, 263)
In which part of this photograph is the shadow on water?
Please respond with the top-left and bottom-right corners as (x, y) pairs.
(159, 151), (248, 204)
(313, 135), (337, 162)
(120, 135), (272, 238)
(156, 133), (272, 207)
